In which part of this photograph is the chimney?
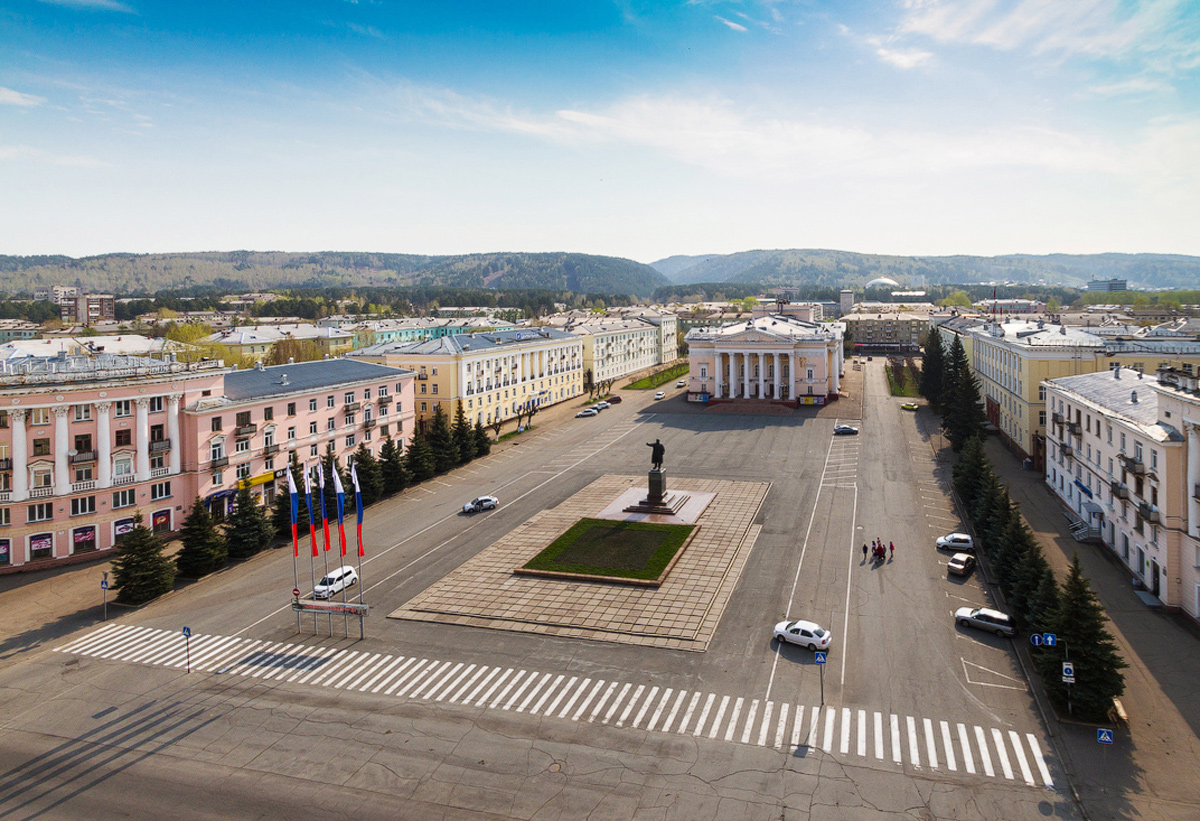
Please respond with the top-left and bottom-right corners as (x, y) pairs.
(1131, 390), (1138, 403)
(1114, 368), (1120, 379)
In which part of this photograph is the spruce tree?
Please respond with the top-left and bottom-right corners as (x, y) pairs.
(226, 484), (274, 560)
(920, 330), (945, 411)
(1010, 545), (1052, 629)
(952, 437), (987, 510)
(473, 421), (492, 458)
(1026, 564), (1061, 637)
(406, 429), (436, 482)
(940, 335), (966, 422)
(946, 352), (988, 451)
(428, 404), (457, 473)
(176, 497), (226, 578)
(379, 435), (408, 495)
(993, 508), (1034, 596)
(453, 401), (474, 465)
(351, 443), (384, 506)
(1043, 553), (1127, 720)
(112, 512), (176, 605)
(319, 443), (345, 517)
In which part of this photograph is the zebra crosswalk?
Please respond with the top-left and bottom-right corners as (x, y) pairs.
(55, 624), (1055, 789)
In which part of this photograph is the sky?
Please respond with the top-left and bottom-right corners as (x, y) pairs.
(2, 0), (1199, 263)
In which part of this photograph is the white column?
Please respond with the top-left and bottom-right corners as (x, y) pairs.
(11, 409), (28, 501)
(1188, 423), (1200, 537)
(789, 353), (796, 400)
(774, 353), (781, 399)
(742, 351), (750, 399)
(758, 352), (766, 398)
(167, 394), (181, 474)
(53, 406), (70, 496)
(135, 398), (151, 481)
(95, 402), (112, 488)
(830, 348), (840, 395)
(715, 351), (723, 398)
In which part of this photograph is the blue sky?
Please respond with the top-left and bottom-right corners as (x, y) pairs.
(2, 0), (1198, 262)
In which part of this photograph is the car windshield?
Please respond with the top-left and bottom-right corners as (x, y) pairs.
(318, 576), (335, 586)
(812, 628), (826, 637)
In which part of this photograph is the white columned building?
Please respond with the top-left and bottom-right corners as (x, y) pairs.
(167, 394), (182, 474)
(96, 402), (112, 488)
(135, 398), (151, 482)
(11, 409), (28, 501)
(53, 406), (70, 496)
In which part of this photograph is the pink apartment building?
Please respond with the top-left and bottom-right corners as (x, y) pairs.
(0, 354), (414, 571)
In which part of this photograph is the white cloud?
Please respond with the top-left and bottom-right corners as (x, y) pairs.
(0, 144), (110, 167)
(715, 15), (748, 32)
(865, 36), (933, 69)
(38, 0), (135, 12)
(0, 87), (46, 107)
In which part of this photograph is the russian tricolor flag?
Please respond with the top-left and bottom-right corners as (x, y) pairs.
(350, 461), (365, 558)
(333, 467), (348, 558)
(286, 467), (299, 557)
(317, 462), (331, 553)
(304, 463), (318, 557)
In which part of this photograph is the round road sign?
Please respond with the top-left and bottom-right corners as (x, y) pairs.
(292, 587), (301, 598)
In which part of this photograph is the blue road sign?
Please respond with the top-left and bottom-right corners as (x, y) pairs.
(1043, 633), (1058, 646)
(1098, 729), (1114, 745)
(1062, 662), (1075, 678)
(182, 626), (191, 638)
(814, 652), (827, 665)
(100, 580), (108, 590)
(1030, 634), (1043, 646)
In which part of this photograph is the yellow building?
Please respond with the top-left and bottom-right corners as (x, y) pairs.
(203, 324), (356, 362)
(350, 328), (584, 431)
(967, 319), (1200, 469)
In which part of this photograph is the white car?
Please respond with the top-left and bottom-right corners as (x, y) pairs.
(676, 380), (686, 388)
(576, 408), (598, 418)
(463, 495), (499, 514)
(313, 565), (358, 599)
(936, 532), (975, 552)
(592, 401), (610, 410)
(654, 391), (665, 400)
(773, 619), (832, 651)
(955, 606), (1016, 637)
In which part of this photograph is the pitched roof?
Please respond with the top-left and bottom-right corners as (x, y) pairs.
(222, 359), (411, 401)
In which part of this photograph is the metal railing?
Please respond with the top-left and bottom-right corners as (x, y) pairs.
(344, 402), (361, 412)
(262, 443), (280, 456)
(1137, 502), (1160, 523)
(210, 456), (229, 469)
(71, 450), (97, 463)
(149, 439), (172, 453)
(234, 424), (257, 437)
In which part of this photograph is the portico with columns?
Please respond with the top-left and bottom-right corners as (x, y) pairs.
(686, 315), (845, 405)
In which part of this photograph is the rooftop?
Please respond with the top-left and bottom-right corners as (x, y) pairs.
(1047, 367), (1177, 442)
(219, 359), (413, 402)
(351, 327), (578, 357)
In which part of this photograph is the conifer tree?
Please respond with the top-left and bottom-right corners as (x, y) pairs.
(945, 352), (988, 451)
(112, 512), (176, 605)
(1042, 553), (1127, 720)
(405, 428), (436, 482)
(452, 401), (474, 465)
(226, 483), (274, 560)
(920, 330), (945, 411)
(176, 497), (226, 578)
(993, 508), (1034, 596)
(428, 404), (457, 473)
(319, 442), (345, 517)
(473, 421), (492, 458)
(940, 334), (966, 421)
(351, 443), (384, 506)
(952, 437), (987, 510)
(1026, 564), (1061, 638)
(1010, 544), (1053, 628)
(379, 435), (408, 495)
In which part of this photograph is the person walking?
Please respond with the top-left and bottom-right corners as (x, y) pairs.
(889, 541), (895, 560)
(862, 543), (869, 562)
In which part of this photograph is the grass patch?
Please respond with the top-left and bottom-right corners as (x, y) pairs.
(521, 517), (695, 581)
(497, 425), (536, 443)
(886, 359), (922, 397)
(625, 362), (689, 390)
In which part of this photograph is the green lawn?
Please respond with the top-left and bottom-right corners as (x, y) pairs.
(521, 517), (695, 582)
(625, 362), (689, 390)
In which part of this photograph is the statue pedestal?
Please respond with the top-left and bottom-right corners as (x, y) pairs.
(624, 469), (689, 516)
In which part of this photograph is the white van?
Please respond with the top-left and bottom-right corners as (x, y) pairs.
(313, 565), (358, 599)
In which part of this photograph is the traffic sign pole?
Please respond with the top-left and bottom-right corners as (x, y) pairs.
(100, 573), (109, 621)
(182, 626), (191, 674)
(814, 651), (828, 705)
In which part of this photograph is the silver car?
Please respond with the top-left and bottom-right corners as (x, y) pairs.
(955, 606), (1016, 637)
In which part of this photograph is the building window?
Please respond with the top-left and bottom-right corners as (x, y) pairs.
(309, 421), (318, 435)
(288, 426), (296, 441)
(210, 441), (225, 460)
(264, 429), (275, 447)
(396, 382), (403, 393)
(0, 410), (7, 429)
(151, 481), (171, 500)
(344, 391), (355, 404)
(378, 385), (389, 397)
(346, 434), (356, 448)
(287, 402), (296, 416)
(211, 471), (223, 486)
(344, 413), (356, 426)
(327, 395), (335, 409)
(73, 404), (92, 422)
(212, 417), (223, 432)
(1038, 411), (1046, 427)
(31, 408), (50, 426)
(236, 411), (251, 427)
(33, 438), (51, 457)
(0, 508), (8, 526)
(363, 387), (372, 400)
(327, 418), (336, 431)
(420, 402), (427, 413)
(70, 496), (96, 516)
(265, 456), (274, 471)
(115, 429), (132, 447)
(235, 439), (250, 453)
(27, 503), (53, 523)
(310, 444), (319, 457)
(1151, 450), (1158, 471)
(115, 400), (131, 418)
(420, 384), (426, 394)
(74, 465), (93, 483)
(263, 406), (274, 421)
(380, 424), (389, 437)
(149, 396), (164, 413)
(113, 458), (132, 479)
(236, 464), (250, 480)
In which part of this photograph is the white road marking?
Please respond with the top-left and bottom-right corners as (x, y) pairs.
(907, 716), (921, 767)
(1009, 730), (1035, 785)
(890, 714), (901, 763)
(940, 720), (957, 771)
(958, 723), (976, 774)
(741, 699), (760, 744)
(873, 711), (884, 760)
(1026, 733), (1054, 788)
(630, 685), (659, 729)
(975, 725), (995, 777)
(724, 697), (745, 742)
(992, 728), (1014, 779)
(692, 693), (716, 737)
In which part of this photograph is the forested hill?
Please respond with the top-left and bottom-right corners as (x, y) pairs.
(652, 250), (1200, 290)
(0, 251), (671, 298)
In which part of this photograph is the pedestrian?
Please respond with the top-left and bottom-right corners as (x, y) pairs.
(862, 543), (869, 562)
(889, 541), (895, 560)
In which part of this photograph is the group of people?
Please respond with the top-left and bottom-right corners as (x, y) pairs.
(863, 538), (894, 564)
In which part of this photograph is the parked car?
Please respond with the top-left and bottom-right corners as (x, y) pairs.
(936, 532), (975, 552)
(607, 395), (623, 403)
(947, 552), (976, 577)
(676, 380), (686, 388)
(654, 391), (666, 400)
(313, 565), (358, 599)
(576, 408), (598, 417)
(773, 619), (831, 651)
(833, 424), (859, 436)
(592, 401), (610, 410)
(955, 606), (1016, 637)
(462, 495), (499, 514)
(901, 403), (919, 411)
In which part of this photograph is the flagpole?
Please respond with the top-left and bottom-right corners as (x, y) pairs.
(305, 463), (319, 634)
(332, 463), (349, 637)
(351, 460), (365, 606)
(287, 466), (300, 633)
(318, 457), (332, 636)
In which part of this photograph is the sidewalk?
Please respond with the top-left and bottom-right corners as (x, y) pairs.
(983, 437), (1200, 821)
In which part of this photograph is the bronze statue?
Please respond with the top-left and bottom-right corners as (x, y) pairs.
(647, 439), (665, 471)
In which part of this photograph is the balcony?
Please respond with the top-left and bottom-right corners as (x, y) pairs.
(344, 401), (361, 413)
(416, 373), (428, 381)
(151, 466), (171, 479)
(1194, 483), (1200, 501)
(377, 395), (393, 405)
(262, 443), (280, 456)
(1137, 502), (1160, 523)
(1066, 421), (1081, 435)
(71, 450), (97, 464)
(0, 491), (9, 503)
(1120, 454), (1146, 474)
(1111, 481), (1130, 499)
(72, 480), (97, 493)
(0, 458), (11, 471)
(1060, 443), (1074, 457)
(363, 418), (376, 430)
(30, 486), (53, 499)
(149, 439), (172, 453)
(113, 474), (137, 486)
(210, 456), (229, 469)
(1051, 411), (1064, 425)
(234, 424), (257, 438)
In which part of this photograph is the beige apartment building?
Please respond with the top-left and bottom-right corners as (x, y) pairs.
(842, 311), (930, 353)
(350, 328), (584, 431)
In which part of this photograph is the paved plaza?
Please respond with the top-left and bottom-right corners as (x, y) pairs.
(390, 474), (769, 650)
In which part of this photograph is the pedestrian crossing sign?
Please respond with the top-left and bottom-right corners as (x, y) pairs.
(814, 652), (827, 664)
(1098, 729), (1114, 745)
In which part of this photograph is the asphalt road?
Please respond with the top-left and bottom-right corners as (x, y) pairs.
(0, 368), (1081, 821)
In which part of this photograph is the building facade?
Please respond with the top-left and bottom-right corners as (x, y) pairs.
(203, 324), (356, 362)
(351, 328), (584, 430)
(684, 315), (845, 404)
(842, 312), (930, 353)
(60, 294), (115, 326)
